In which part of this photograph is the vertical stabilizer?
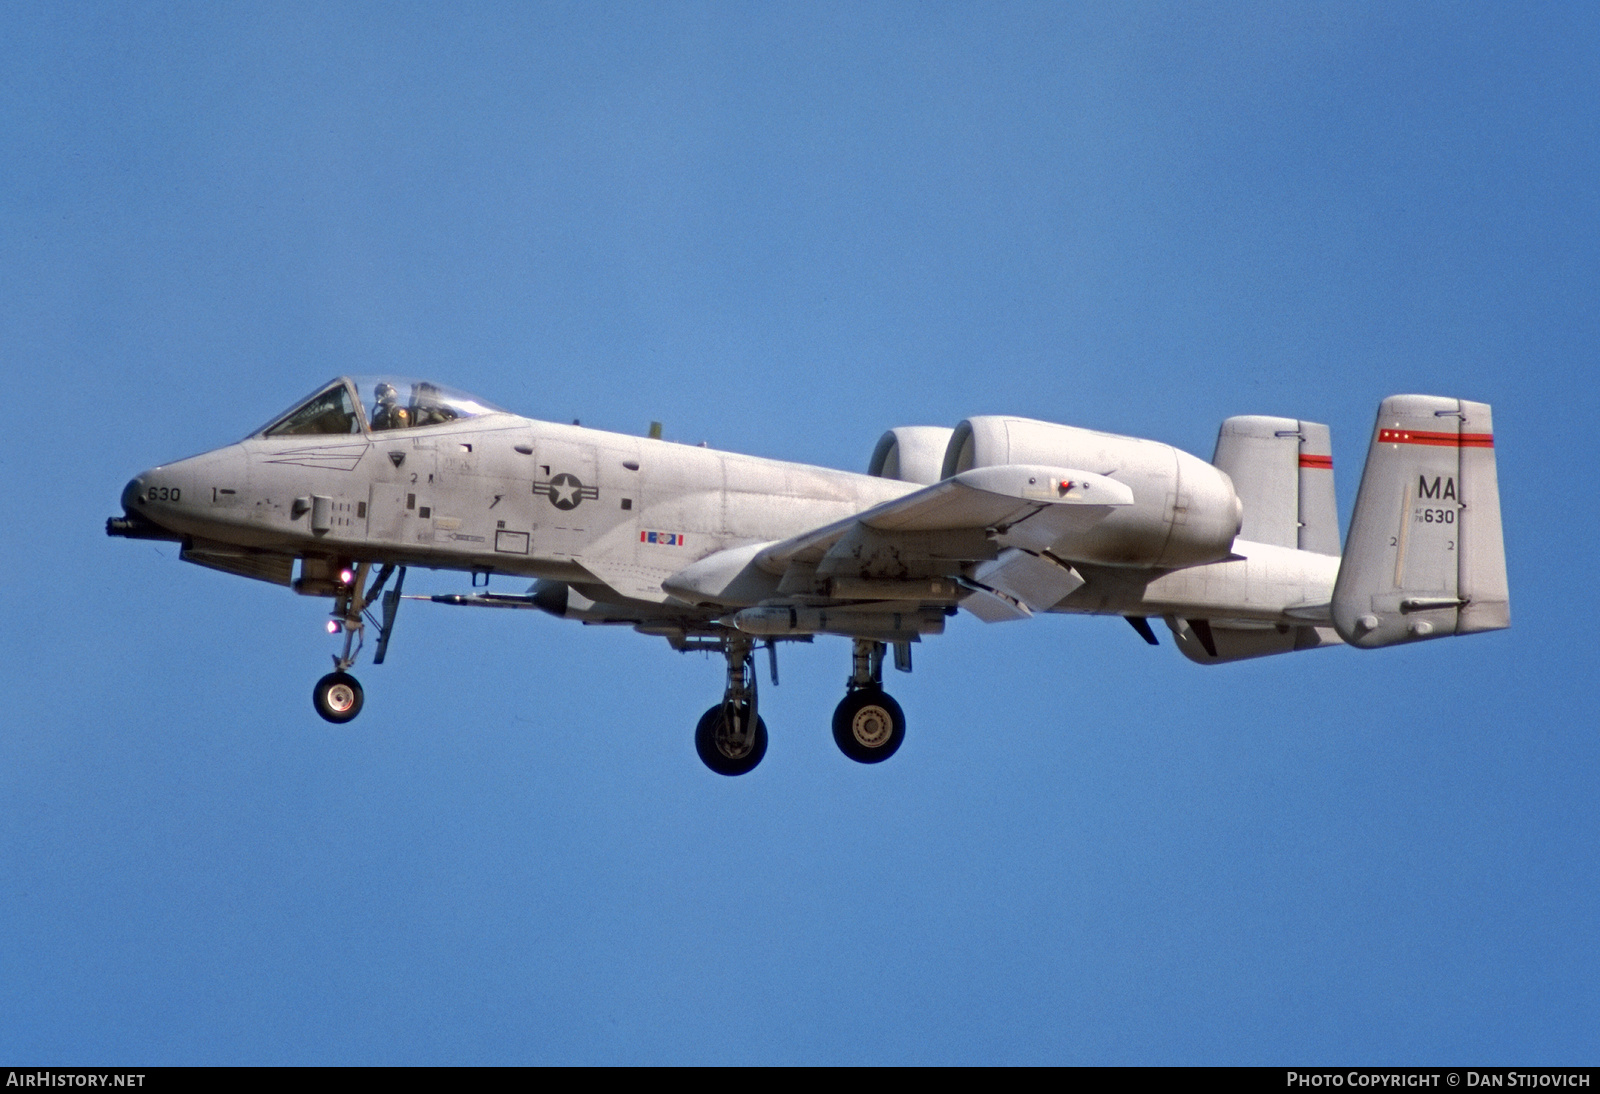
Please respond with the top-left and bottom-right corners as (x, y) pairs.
(1331, 396), (1509, 648)
(1212, 416), (1339, 554)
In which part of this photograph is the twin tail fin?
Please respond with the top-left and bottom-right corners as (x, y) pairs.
(1331, 396), (1509, 647)
(1212, 415), (1340, 555)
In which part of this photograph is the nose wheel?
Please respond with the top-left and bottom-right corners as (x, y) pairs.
(308, 562), (404, 726)
(313, 671), (364, 723)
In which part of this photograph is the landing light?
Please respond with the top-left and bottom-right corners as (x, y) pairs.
(326, 620), (341, 635)
(339, 568), (355, 585)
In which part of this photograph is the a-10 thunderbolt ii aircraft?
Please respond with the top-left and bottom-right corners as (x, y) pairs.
(108, 378), (1509, 775)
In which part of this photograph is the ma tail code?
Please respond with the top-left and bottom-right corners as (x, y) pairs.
(1419, 475), (1457, 500)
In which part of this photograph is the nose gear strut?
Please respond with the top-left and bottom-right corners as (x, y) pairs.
(311, 563), (405, 724)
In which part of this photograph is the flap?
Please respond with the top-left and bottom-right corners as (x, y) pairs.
(968, 548), (1086, 614)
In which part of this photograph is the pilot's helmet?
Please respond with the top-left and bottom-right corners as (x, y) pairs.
(375, 382), (398, 404)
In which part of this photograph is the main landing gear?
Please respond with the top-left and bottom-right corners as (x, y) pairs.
(695, 635), (768, 776)
(832, 639), (906, 764)
(311, 562), (405, 725)
(690, 635), (911, 775)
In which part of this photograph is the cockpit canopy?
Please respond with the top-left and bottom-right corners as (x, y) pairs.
(254, 377), (510, 438)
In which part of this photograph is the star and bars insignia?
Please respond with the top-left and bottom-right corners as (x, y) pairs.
(534, 472), (599, 511)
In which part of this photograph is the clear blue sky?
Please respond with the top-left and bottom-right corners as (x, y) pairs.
(2, 1), (1595, 1064)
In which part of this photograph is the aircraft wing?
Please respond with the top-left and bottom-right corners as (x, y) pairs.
(662, 464), (1132, 618)
(755, 464), (1133, 573)
(580, 555), (683, 604)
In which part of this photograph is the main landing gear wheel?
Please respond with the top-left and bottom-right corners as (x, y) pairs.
(833, 688), (905, 764)
(695, 703), (768, 776)
(313, 671), (364, 724)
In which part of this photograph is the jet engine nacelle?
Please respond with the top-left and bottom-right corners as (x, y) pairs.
(868, 426), (956, 486)
(942, 416), (1242, 567)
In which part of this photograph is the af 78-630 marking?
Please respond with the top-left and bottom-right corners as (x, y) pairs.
(109, 378), (1509, 776)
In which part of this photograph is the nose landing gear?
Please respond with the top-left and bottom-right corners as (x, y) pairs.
(310, 562), (403, 725)
(831, 639), (907, 764)
(313, 672), (364, 723)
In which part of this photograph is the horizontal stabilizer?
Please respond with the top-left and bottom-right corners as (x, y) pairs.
(1331, 396), (1509, 647)
(1166, 616), (1343, 664)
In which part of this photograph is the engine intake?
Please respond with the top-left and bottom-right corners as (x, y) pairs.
(868, 426), (956, 485)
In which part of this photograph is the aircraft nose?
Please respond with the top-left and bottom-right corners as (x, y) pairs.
(121, 475), (146, 513)
(132, 466), (183, 509)
(107, 468), (179, 540)
(121, 445), (248, 521)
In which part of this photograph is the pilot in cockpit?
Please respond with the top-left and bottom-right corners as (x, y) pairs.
(411, 381), (457, 427)
(370, 382), (411, 431)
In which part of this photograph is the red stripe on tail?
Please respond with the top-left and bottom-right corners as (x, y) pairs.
(1378, 429), (1494, 448)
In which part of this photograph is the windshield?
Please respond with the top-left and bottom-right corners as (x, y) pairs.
(256, 377), (510, 438)
(260, 381), (363, 437)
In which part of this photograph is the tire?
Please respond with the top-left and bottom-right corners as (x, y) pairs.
(313, 671), (364, 724)
(694, 703), (768, 776)
(832, 688), (905, 764)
